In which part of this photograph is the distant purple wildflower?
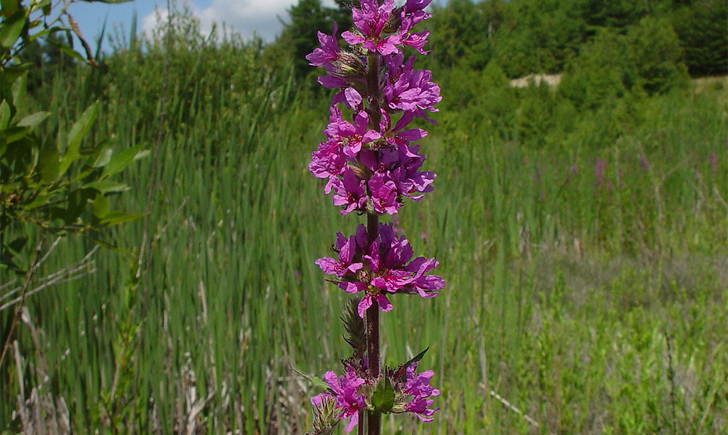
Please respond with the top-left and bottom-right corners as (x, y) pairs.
(595, 158), (605, 187)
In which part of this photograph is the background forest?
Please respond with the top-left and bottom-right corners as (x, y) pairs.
(1, 0), (727, 433)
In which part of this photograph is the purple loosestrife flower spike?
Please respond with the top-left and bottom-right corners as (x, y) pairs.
(307, 0), (443, 431)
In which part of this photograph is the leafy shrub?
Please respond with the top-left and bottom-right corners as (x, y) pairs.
(672, 0), (728, 76)
(559, 16), (687, 111)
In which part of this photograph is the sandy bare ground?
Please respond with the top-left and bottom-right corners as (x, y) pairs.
(509, 73), (562, 88)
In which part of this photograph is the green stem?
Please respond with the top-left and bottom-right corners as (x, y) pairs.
(367, 53), (381, 129)
(365, 50), (382, 435)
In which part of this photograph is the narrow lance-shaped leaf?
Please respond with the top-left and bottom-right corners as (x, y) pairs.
(403, 347), (429, 370)
(10, 69), (27, 103)
(38, 141), (61, 183)
(98, 211), (144, 226)
(85, 180), (131, 194)
(17, 111), (51, 130)
(59, 103), (98, 176)
(92, 142), (115, 168)
(290, 366), (330, 391)
(101, 142), (148, 177)
(0, 100), (11, 128)
(47, 35), (88, 64)
(0, 9), (25, 49)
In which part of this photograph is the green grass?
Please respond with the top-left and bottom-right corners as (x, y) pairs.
(1, 51), (727, 434)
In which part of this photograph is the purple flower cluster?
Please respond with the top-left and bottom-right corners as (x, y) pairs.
(311, 362), (440, 433)
(307, 0), (441, 216)
(316, 223), (445, 318)
(391, 361), (441, 421)
(306, 0), (443, 431)
(312, 366), (367, 433)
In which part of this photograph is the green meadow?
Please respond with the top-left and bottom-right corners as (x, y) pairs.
(2, 1), (727, 434)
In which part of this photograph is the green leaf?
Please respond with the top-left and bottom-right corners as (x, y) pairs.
(391, 347), (430, 383)
(26, 27), (51, 43)
(1, 67), (27, 84)
(92, 143), (114, 168)
(59, 103), (98, 175)
(39, 0), (51, 15)
(403, 347), (430, 370)
(1, 0), (19, 16)
(69, 165), (96, 183)
(92, 193), (108, 218)
(0, 10), (25, 49)
(10, 69), (27, 103)
(371, 373), (395, 413)
(85, 180), (130, 194)
(290, 366), (330, 391)
(38, 142), (60, 182)
(101, 142), (147, 177)
(52, 40), (87, 63)
(0, 100), (10, 129)
(67, 103), (98, 151)
(17, 111), (50, 130)
(26, 193), (50, 209)
(98, 211), (144, 226)
(29, 0), (51, 14)
(3, 125), (29, 144)
(60, 189), (94, 224)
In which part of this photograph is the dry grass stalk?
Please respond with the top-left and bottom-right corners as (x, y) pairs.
(13, 341), (71, 435)
(489, 389), (540, 428)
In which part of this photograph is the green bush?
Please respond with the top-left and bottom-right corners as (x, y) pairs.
(672, 0), (728, 76)
(559, 16), (687, 111)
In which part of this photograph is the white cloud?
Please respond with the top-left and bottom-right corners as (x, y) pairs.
(141, 0), (337, 42)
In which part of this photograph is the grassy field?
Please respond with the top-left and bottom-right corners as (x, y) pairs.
(1, 46), (726, 434)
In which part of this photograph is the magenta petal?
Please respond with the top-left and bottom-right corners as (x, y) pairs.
(362, 130), (381, 143)
(342, 31), (365, 45)
(319, 75), (347, 88)
(340, 281), (367, 294)
(399, 127), (427, 141)
(345, 87), (363, 109)
(376, 294), (393, 312)
(344, 411), (359, 432)
(357, 295), (372, 318)
(346, 263), (364, 274)
(323, 371), (339, 389)
(315, 257), (339, 274)
(339, 235), (356, 264)
(370, 276), (387, 290)
(405, 0), (432, 12)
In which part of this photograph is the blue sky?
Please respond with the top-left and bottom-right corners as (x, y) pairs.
(66, 0), (337, 48)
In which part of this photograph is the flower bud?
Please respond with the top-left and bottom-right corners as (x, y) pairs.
(383, 6), (404, 34)
(310, 394), (340, 435)
(331, 51), (366, 79)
